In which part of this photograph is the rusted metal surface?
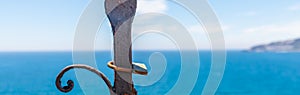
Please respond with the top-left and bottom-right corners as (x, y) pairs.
(55, 64), (114, 94)
(105, 0), (137, 94)
(56, 0), (138, 94)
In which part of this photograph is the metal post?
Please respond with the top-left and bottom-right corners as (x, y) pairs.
(56, 0), (141, 95)
(105, 0), (137, 95)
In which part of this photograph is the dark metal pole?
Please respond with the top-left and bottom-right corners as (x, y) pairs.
(105, 0), (137, 95)
(56, 0), (139, 95)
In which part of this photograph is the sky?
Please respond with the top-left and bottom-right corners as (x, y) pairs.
(0, 0), (300, 51)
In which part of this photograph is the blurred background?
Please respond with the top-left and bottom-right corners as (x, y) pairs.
(0, 0), (300, 95)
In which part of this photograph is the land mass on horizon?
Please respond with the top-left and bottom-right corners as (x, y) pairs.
(247, 38), (300, 52)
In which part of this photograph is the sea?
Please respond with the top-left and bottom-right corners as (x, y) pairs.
(0, 51), (300, 95)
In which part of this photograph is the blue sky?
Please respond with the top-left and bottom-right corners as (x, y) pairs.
(0, 0), (300, 51)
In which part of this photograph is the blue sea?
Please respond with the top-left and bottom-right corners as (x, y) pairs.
(0, 51), (300, 95)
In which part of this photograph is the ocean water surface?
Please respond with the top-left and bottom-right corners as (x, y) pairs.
(0, 51), (300, 95)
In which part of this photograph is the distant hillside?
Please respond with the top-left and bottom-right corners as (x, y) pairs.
(248, 38), (300, 52)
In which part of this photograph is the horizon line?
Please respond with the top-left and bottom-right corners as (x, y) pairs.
(0, 49), (241, 52)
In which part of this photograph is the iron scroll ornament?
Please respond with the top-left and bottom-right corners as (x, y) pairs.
(55, 64), (113, 94)
(55, 0), (147, 94)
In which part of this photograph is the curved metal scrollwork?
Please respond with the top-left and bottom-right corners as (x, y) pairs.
(56, 0), (141, 94)
(55, 64), (113, 93)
